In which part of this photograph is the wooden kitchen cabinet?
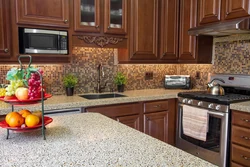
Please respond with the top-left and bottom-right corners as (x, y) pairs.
(129, 0), (159, 60)
(15, 0), (70, 28)
(0, 0), (11, 58)
(224, 0), (250, 20)
(143, 99), (176, 145)
(198, 0), (222, 25)
(231, 110), (250, 167)
(85, 102), (143, 131)
(103, 0), (127, 35)
(74, 0), (101, 33)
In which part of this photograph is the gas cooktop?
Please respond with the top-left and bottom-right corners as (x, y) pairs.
(178, 91), (250, 105)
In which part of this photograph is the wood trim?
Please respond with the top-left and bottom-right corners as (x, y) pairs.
(77, 35), (123, 47)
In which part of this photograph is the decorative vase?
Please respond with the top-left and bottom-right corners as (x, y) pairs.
(117, 84), (125, 92)
(66, 87), (74, 96)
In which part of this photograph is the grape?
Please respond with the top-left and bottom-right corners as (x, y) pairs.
(5, 80), (24, 96)
(27, 69), (45, 99)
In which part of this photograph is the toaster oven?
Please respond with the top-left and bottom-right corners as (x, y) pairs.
(164, 75), (191, 89)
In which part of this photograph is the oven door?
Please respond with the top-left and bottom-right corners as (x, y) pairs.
(176, 103), (229, 167)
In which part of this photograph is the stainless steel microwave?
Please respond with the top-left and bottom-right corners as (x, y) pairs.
(19, 28), (68, 54)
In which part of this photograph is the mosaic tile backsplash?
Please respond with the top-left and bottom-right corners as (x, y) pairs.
(1, 34), (250, 94)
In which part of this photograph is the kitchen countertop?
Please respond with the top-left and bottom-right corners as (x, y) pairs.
(0, 89), (189, 115)
(230, 101), (250, 113)
(0, 113), (216, 167)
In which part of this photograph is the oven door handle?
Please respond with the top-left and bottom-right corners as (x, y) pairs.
(207, 111), (225, 117)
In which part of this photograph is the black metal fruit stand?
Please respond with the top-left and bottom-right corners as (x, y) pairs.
(5, 55), (46, 140)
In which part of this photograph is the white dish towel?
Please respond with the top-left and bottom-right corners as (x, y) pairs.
(182, 105), (209, 141)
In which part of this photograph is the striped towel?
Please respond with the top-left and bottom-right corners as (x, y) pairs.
(182, 105), (209, 141)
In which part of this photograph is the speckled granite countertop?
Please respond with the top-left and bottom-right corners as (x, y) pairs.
(230, 101), (250, 113)
(0, 89), (189, 115)
(0, 113), (216, 167)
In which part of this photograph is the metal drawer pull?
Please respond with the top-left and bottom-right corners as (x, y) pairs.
(241, 136), (250, 140)
(241, 155), (250, 160)
(64, 19), (68, 23)
(4, 48), (9, 53)
(153, 105), (161, 108)
(241, 118), (249, 122)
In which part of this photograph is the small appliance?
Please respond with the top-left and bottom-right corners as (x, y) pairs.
(164, 75), (191, 89)
(19, 28), (68, 54)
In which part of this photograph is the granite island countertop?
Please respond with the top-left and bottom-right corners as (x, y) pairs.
(0, 89), (191, 115)
(230, 101), (250, 113)
(0, 113), (216, 167)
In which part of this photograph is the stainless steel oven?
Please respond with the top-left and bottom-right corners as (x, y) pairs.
(177, 98), (229, 167)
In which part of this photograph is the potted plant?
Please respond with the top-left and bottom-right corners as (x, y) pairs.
(114, 72), (127, 92)
(63, 74), (78, 96)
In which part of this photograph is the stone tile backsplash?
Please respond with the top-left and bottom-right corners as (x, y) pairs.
(1, 34), (250, 94)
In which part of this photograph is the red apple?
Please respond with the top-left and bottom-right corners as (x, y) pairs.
(15, 87), (29, 100)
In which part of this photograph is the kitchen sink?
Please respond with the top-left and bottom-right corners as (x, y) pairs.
(79, 93), (127, 100)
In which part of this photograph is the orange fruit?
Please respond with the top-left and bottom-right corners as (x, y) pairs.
(25, 114), (40, 127)
(19, 109), (31, 118)
(5, 112), (20, 125)
(7, 113), (24, 127)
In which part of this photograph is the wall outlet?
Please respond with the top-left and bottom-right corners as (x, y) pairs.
(145, 72), (153, 80)
(195, 71), (200, 79)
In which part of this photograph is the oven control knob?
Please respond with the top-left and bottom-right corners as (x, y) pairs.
(188, 100), (193, 104)
(182, 98), (188, 103)
(198, 101), (203, 106)
(215, 105), (221, 110)
(208, 103), (214, 109)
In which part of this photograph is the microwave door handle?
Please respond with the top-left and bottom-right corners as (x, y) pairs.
(57, 35), (60, 51)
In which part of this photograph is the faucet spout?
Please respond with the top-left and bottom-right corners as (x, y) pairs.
(97, 63), (106, 93)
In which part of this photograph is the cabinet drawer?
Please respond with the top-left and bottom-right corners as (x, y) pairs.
(231, 162), (244, 167)
(232, 111), (250, 128)
(231, 144), (250, 167)
(144, 100), (168, 113)
(232, 125), (250, 148)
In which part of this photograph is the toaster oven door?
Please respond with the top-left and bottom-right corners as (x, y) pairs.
(165, 77), (190, 89)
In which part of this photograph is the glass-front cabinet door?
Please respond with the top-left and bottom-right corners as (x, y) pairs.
(104, 0), (127, 35)
(74, 0), (100, 32)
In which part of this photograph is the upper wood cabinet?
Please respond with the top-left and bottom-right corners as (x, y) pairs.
(224, 0), (250, 20)
(129, 0), (159, 60)
(159, 0), (179, 61)
(0, 0), (11, 58)
(198, 0), (222, 25)
(179, 0), (197, 62)
(15, 0), (70, 28)
(74, 0), (101, 32)
(104, 0), (127, 35)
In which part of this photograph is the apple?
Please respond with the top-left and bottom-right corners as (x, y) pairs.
(15, 87), (29, 100)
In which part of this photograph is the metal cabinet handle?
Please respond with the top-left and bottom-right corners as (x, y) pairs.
(241, 118), (249, 122)
(241, 155), (250, 160)
(4, 48), (8, 53)
(214, 14), (218, 17)
(226, 12), (229, 15)
(241, 136), (250, 140)
(108, 26), (110, 29)
(95, 25), (99, 28)
(153, 105), (161, 108)
(64, 19), (68, 23)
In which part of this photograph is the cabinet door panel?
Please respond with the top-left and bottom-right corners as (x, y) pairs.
(129, 0), (158, 60)
(199, 0), (221, 25)
(159, 0), (178, 61)
(74, 0), (101, 32)
(16, 0), (70, 27)
(104, 0), (127, 35)
(225, 0), (250, 20)
(0, 0), (11, 57)
(117, 114), (140, 131)
(144, 111), (168, 142)
(179, 0), (197, 62)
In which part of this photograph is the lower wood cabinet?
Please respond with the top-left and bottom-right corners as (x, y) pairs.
(231, 110), (250, 167)
(144, 111), (168, 142)
(86, 98), (176, 145)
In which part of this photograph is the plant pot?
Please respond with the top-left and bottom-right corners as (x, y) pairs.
(66, 87), (74, 96)
(117, 84), (125, 92)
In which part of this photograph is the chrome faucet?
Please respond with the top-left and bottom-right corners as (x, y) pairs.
(97, 64), (107, 93)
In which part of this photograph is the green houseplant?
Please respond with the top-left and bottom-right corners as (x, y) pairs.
(63, 74), (78, 96)
(114, 72), (127, 92)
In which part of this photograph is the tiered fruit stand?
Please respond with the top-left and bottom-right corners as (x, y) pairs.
(0, 55), (52, 140)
